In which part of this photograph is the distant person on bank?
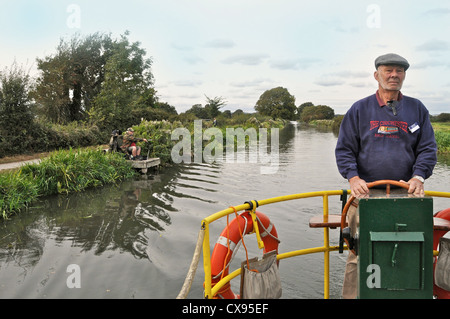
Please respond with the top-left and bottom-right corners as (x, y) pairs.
(121, 128), (148, 160)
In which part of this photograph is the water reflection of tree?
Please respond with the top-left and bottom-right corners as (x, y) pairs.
(0, 214), (45, 279)
(60, 177), (174, 259)
(278, 122), (296, 152)
(1, 161), (224, 286)
(0, 174), (176, 267)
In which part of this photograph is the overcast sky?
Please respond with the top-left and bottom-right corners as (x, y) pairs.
(1, 0), (449, 115)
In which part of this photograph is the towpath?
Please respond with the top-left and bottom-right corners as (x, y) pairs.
(0, 158), (41, 172)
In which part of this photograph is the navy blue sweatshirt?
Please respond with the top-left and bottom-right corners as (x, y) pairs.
(335, 91), (437, 183)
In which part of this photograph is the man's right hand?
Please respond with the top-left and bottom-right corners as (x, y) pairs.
(348, 176), (369, 197)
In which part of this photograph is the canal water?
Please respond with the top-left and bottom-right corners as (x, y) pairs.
(1, 124), (449, 299)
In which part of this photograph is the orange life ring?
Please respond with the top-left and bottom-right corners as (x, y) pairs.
(433, 208), (450, 299)
(210, 210), (279, 299)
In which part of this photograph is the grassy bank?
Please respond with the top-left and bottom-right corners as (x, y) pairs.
(307, 117), (343, 133)
(432, 122), (450, 154)
(0, 148), (137, 219)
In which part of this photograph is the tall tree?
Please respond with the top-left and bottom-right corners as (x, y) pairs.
(185, 104), (209, 119)
(34, 32), (114, 123)
(89, 31), (154, 130)
(297, 102), (314, 120)
(204, 95), (226, 118)
(254, 87), (296, 120)
(0, 63), (34, 155)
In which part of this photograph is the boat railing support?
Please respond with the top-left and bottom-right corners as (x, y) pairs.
(181, 189), (450, 299)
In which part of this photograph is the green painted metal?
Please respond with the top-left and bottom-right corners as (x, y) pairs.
(357, 196), (433, 299)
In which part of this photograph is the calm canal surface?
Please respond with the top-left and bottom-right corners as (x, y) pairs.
(1, 124), (449, 299)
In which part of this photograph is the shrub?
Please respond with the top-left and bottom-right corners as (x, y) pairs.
(1, 148), (137, 219)
(0, 170), (39, 219)
(435, 130), (450, 153)
(0, 121), (106, 158)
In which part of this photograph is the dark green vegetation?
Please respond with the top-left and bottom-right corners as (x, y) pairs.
(0, 148), (137, 219)
(129, 116), (287, 165)
(431, 122), (450, 154)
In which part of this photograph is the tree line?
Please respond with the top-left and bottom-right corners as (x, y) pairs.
(185, 87), (335, 123)
(0, 31), (380, 158)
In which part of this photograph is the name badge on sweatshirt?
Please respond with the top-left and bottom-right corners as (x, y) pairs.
(408, 122), (420, 133)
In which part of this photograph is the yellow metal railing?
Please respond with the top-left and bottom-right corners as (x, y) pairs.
(177, 189), (450, 299)
(202, 190), (349, 299)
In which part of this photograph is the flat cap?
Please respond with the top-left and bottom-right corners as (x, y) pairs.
(375, 53), (409, 70)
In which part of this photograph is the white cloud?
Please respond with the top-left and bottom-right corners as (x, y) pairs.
(348, 81), (373, 88)
(413, 60), (450, 69)
(203, 39), (235, 49)
(172, 80), (203, 87)
(422, 8), (450, 17)
(221, 54), (270, 66)
(183, 56), (205, 65)
(416, 40), (449, 52)
(229, 78), (273, 88)
(171, 43), (194, 51)
(329, 71), (370, 78)
(314, 78), (345, 87)
(270, 58), (321, 70)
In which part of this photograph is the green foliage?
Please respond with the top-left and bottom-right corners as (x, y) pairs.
(307, 116), (343, 133)
(300, 104), (335, 122)
(254, 87), (297, 120)
(131, 120), (184, 165)
(433, 123), (450, 153)
(0, 63), (35, 151)
(204, 95), (226, 118)
(154, 101), (178, 115)
(0, 169), (39, 219)
(176, 112), (198, 124)
(432, 122), (450, 133)
(430, 113), (450, 122)
(34, 32), (115, 123)
(183, 96), (226, 120)
(89, 32), (155, 131)
(435, 130), (450, 153)
(0, 120), (105, 158)
(20, 148), (136, 195)
(34, 31), (156, 130)
(185, 104), (210, 119)
(128, 117), (287, 166)
(0, 148), (137, 219)
(332, 115), (344, 131)
(297, 102), (314, 120)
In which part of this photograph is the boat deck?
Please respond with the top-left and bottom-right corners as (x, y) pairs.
(127, 157), (160, 174)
